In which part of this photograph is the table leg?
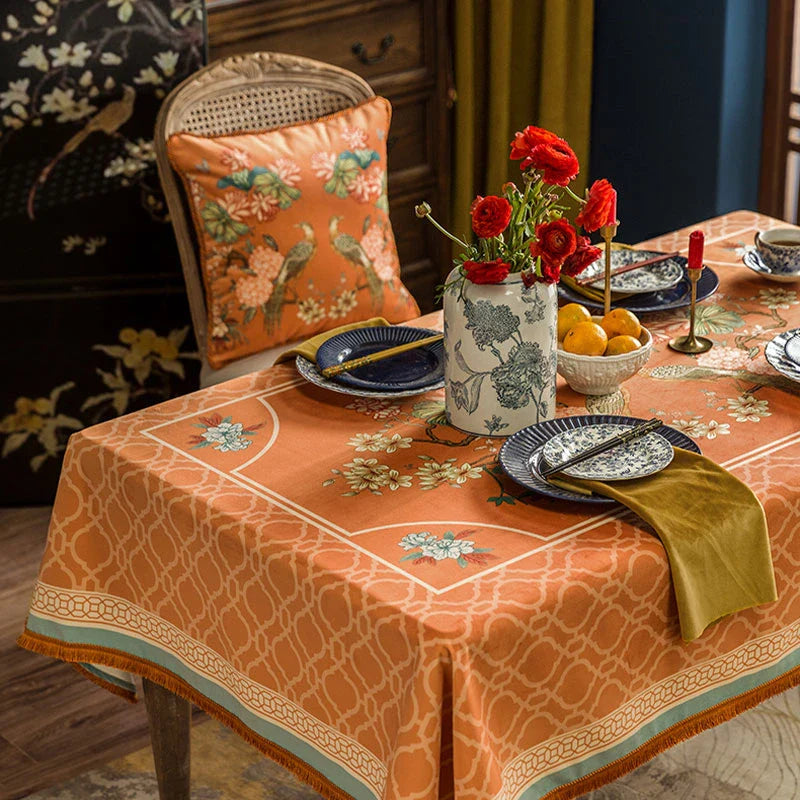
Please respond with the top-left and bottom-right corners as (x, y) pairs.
(142, 678), (191, 800)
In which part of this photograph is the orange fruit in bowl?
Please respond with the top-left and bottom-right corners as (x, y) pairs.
(562, 321), (608, 356)
(557, 303), (591, 341)
(605, 335), (642, 356)
(601, 308), (642, 339)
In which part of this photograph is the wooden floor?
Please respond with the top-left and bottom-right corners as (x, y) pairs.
(0, 507), (167, 800)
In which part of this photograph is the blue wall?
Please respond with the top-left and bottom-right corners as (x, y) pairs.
(590, 0), (767, 243)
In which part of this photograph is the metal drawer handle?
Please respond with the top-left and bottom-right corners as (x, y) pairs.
(351, 34), (395, 65)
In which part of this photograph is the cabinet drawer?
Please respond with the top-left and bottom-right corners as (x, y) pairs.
(208, 0), (429, 87)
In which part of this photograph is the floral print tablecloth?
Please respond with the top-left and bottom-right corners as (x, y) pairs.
(20, 211), (800, 800)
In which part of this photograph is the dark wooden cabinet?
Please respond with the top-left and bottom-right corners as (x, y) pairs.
(206, 0), (454, 312)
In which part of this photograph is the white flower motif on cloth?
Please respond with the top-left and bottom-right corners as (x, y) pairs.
(341, 126), (368, 149)
(220, 147), (253, 172)
(189, 414), (264, 453)
(297, 297), (326, 325)
(758, 288), (798, 310)
(398, 529), (495, 568)
(726, 394), (771, 423)
(670, 415), (730, 440)
(329, 289), (358, 319)
(373, 250), (398, 282)
(398, 532), (434, 551)
(704, 420), (730, 439)
(344, 399), (401, 419)
(416, 458), (482, 490)
(311, 151), (337, 180)
(133, 66), (163, 86)
(347, 433), (413, 453)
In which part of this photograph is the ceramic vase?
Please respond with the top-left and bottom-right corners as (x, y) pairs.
(443, 269), (557, 436)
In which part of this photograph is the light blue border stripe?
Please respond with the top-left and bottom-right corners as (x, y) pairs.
(81, 662), (136, 692)
(521, 644), (800, 800)
(27, 614), (379, 800)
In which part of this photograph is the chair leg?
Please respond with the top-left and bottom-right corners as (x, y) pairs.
(142, 677), (191, 800)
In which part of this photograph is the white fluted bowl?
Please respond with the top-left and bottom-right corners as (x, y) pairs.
(557, 316), (652, 395)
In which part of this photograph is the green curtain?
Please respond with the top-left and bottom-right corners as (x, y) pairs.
(452, 0), (595, 234)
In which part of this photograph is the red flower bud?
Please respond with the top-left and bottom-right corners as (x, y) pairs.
(575, 179), (616, 233)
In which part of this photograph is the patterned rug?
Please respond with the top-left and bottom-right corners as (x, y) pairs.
(25, 688), (800, 800)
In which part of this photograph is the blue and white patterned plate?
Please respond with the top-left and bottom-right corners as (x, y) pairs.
(765, 329), (800, 383)
(540, 423), (674, 481)
(296, 355), (444, 399)
(498, 414), (701, 505)
(582, 250), (684, 294)
(315, 325), (444, 391)
(558, 266), (719, 314)
(743, 250), (800, 284)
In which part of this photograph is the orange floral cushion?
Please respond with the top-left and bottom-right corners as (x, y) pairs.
(167, 97), (419, 368)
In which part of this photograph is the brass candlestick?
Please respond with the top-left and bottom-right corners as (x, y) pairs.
(668, 269), (712, 353)
(599, 222), (619, 315)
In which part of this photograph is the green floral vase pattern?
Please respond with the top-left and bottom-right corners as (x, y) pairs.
(443, 270), (557, 435)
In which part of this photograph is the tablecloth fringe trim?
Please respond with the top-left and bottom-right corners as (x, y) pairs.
(17, 629), (359, 800)
(72, 663), (137, 703)
(542, 661), (800, 800)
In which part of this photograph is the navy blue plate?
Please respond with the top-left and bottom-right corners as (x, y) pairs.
(498, 414), (702, 505)
(315, 326), (444, 391)
(559, 266), (719, 314)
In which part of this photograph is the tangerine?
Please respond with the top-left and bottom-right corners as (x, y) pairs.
(605, 335), (642, 356)
(557, 303), (591, 341)
(562, 321), (608, 356)
(601, 308), (641, 339)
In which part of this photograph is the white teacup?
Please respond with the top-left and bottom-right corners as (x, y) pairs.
(755, 228), (800, 274)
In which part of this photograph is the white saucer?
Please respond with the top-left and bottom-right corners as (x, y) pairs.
(742, 250), (800, 283)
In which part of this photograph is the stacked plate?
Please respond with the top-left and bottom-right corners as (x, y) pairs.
(498, 414), (701, 505)
(296, 325), (444, 398)
(559, 250), (720, 313)
(765, 329), (800, 383)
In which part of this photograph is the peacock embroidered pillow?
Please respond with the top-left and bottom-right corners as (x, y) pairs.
(166, 97), (419, 368)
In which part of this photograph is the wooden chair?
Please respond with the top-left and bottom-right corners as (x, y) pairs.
(154, 52), (374, 387)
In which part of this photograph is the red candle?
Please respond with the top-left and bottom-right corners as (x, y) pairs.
(688, 230), (704, 270)
(607, 189), (617, 226)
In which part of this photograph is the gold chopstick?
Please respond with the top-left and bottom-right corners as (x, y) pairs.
(576, 250), (681, 286)
(320, 334), (443, 378)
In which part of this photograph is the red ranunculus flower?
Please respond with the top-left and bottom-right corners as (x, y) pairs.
(471, 195), (513, 238)
(527, 139), (580, 186)
(509, 125), (561, 165)
(575, 178), (616, 232)
(561, 235), (602, 277)
(463, 258), (511, 284)
(530, 218), (577, 267)
(538, 259), (562, 283)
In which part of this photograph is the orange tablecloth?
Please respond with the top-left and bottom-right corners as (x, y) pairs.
(20, 211), (800, 800)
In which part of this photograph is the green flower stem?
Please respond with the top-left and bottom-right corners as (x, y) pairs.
(422, 212), (468, 249)
(564, 185), (586, 204)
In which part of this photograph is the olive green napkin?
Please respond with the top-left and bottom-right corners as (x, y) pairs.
(273, 317), (390, 364)
(555, 448), (778, 642)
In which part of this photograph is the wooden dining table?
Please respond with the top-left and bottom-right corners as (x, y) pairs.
(19, 210), (800, 800)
